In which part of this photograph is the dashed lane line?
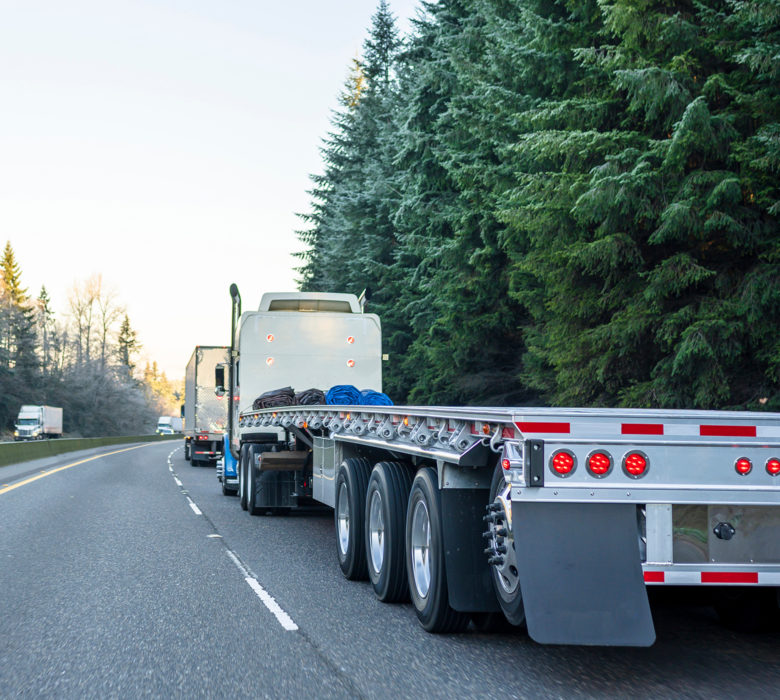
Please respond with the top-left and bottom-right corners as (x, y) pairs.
(167, 447), (299, 632)
(0, 444), (154, 495)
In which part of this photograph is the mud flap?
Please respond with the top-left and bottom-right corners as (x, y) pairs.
(513, 502), (655, 646)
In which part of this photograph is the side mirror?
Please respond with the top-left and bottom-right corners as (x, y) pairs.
(215, 364), (225, 397)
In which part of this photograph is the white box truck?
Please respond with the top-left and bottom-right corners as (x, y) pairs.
(218, 286), (780, 646)
(14, 405), (63, 440)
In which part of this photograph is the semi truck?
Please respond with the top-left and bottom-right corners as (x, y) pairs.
(14, 405), (63, 440)
(216, 285), (780, 646)
(184, 346), (230, 466)
(156, 415), (183, 434)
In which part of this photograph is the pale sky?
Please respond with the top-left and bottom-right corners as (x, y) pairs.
(0, 0), (421, 380)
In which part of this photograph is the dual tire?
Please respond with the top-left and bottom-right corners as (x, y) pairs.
(334, 460), (469, 631)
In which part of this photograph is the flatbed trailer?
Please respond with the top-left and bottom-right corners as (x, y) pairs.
(221, 287), (780, 646)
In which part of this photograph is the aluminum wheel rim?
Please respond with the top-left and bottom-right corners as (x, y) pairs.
(369, 490), (384, 573)
(410, 499), (431, 598)
(337, 482), (350, 556)
(494, 484), (519, 595)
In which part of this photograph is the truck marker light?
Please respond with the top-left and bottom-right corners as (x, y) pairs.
(735, 457), (752, 475)
(501, 458), (511, 471)
(303, 421), (308, 429)
(482, 424), (491, 435)
(623, 452), (648, 478)
(347, 336), (355, 344)
(587, 451), (612, 477)
(551, 450), (575, 476)
(266, 334), (274, 342)
(767, 458), (780, 476)
(347, 359), (355, 367)
(266, 357), (274, 366)
(403, 417), (409, 427)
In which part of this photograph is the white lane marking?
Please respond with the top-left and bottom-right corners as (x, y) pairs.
(174, 477), (183, 487)
(187, 497), (202, 515)
(245, 578), (299, 631)
(225, 550), (298, 631)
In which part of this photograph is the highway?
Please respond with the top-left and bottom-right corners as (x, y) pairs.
(1, 441), (777, 699)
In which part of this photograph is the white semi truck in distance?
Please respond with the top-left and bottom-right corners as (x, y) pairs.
(216, 285), (780, 646)
(183, 346), (230, 466)
(14, 405), (63, 440)
(156, 416), (183, 434)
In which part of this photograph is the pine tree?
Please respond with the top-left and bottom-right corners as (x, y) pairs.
(117, 313), (141, 371)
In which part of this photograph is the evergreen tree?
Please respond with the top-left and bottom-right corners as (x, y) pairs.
(117, 313), (141, 371)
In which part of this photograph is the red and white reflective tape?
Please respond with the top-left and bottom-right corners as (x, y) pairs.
(643, 569), (780, 585)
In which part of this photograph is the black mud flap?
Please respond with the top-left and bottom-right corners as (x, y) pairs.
(513, 502), (655, 646)
(441, 489), (500, 612)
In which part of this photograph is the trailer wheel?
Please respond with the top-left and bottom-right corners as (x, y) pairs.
(335, 458), (371, 580)
(239, 444), (250, 510)
(486, 463), (526, 627)
(184, 441), (191, 461)
(365, 462), (412, 602)
(405, 467), (469, 633)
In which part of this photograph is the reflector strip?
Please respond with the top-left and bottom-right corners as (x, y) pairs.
(643, 571), (665, 583)
(701, 572), (758, 584)
(515, 422), (571, 434)
(700, 425), (756, 437)
(622, 423), (664, 435)
(501, 427), (514, 439)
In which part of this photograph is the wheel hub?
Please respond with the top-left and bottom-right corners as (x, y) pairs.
(337, 482), (350, 556)
(483, 482), (519, 595)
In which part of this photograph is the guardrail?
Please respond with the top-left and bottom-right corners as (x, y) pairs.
(0, 433), (181, 469)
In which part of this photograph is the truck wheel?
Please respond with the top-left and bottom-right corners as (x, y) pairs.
(485, 463), (526, 627)
(247, 445), (263, 516)
(239, 444), (250, 511)
(184, 441), (191, 461)
(405, 468), (469, 633)
(366, 462), (413, 602)
(335, 458), (371, 580)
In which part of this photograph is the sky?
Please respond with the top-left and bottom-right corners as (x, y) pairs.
(0, 0), (421, 380)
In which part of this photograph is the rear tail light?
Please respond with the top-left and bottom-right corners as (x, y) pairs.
(623, 451), (648, 478)
(587, 451), (612, 477)
(551, 450), (575, 476)
(766, 458), (780, 476)
(501, 458), (511, 471)
(735, 457), (752, 475)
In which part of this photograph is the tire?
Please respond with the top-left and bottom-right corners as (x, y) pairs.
(184, 441), (191, 461)
(222, 479), (237, 496)
(365, 462), (413, 602)
(405, 467), (469, 633)
(486, 463), (526, 627)
(247, 445), (262, 516)
(239, 444), (250, 511)
(335, 457), (372, 580)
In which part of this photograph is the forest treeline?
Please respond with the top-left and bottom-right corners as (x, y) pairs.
(0, 242), (180, 436)
(298, 0), (780, 410)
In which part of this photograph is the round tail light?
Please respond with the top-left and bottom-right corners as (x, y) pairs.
(501, 458), (511, 471)
(735, 457), (752, 475)
(587, 451), (612, 477)
(551, 450), (575, 476)
(766, 458), (780, 476)
(623, 451), (648, 478)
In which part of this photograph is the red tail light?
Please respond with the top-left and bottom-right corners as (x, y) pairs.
(501, 458), (511, 471)
(766, 458), (780, 476)
(735, 457), (752, 475)
(623, 451), (648, 478)
(587, 451), (612, 477)
(551, 450), (575, 476)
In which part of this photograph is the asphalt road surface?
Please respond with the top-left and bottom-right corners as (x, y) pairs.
(1, 442), (777, 699)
